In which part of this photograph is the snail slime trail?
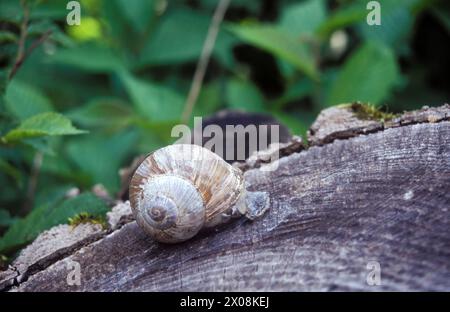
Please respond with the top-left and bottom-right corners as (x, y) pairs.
(180, 296), (214, 310)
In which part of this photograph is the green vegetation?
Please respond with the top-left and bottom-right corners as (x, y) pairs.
(68, 212), (107, 229)
(0, 0), (448, 256)
(348, 102), (397, 121)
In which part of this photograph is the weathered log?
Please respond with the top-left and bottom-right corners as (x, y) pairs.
(1, 104), (449, 291)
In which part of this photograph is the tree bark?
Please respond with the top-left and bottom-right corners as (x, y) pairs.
(1, 104), (449, 291)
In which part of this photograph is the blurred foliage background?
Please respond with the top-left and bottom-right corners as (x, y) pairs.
(0, 0), (449, 259)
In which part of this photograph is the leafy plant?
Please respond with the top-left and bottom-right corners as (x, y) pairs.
(0, 192), (108, 254)
(0, 0), (448, 257)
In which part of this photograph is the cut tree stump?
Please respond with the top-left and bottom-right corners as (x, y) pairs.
(1, 104), (449, 292)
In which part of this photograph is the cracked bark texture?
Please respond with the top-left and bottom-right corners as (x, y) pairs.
(1, 104), (449, 292)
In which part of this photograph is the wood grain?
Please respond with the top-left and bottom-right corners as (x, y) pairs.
(2, 105), (449, 291)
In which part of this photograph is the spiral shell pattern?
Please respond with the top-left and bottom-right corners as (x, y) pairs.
(129, 144), (245, 243)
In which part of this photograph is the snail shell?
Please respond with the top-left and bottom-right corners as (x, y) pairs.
(129, 144), (252, 243)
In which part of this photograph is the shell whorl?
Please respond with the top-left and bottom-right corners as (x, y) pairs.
(129, 144), (245, 243)
(142, 194), (178, 230)
(136, 175), (205, 243)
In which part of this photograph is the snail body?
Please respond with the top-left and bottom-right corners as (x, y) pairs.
(129, 144), (268, 243)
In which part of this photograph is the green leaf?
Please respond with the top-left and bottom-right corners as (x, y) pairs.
(0, 158), (22, 186)
(271, 110), (311, 137)
(273, 78), (314, 109)
(318, 0), (420, 38)
(113, 0), (155, 33)
(327, 42), (400, 106)
(213, 25), (240, 69)
(228, 24), (318, 80)
(22, 137), (55, 156)
(140, 8), (236, 67)
(201, 0), (260, 14)
(28, 20), (58, 37)
(0, 192), (109, 254)
(0, 30), (17, 43)
(101, 0), (151, 51)
(51, 43), (126, 72)
(5, 80), (54, 121)
(66, 130), (138, 192)
(39, 152), (77, 181)
(120, 72), (184, 122)
(193, 82), (223, 117)
(67, 97), (132, 128)
(2, 112), (87, 144)
(28, 20), (75, 48)
(358, 4), (414, 53)
(134, 120), (179, 148)
(0, 209), (17, 227)
(0, 1), (21, 23)
(31, 1), (69, 19)
(140, 7), (208, 65)
(280, 0), (326, 36)
(317, 4), (367, 37)
(225, 78), (265, 112)
(0, 70), (8, 95)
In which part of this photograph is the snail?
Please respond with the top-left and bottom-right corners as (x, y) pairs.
(129, 144), (270, 243)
